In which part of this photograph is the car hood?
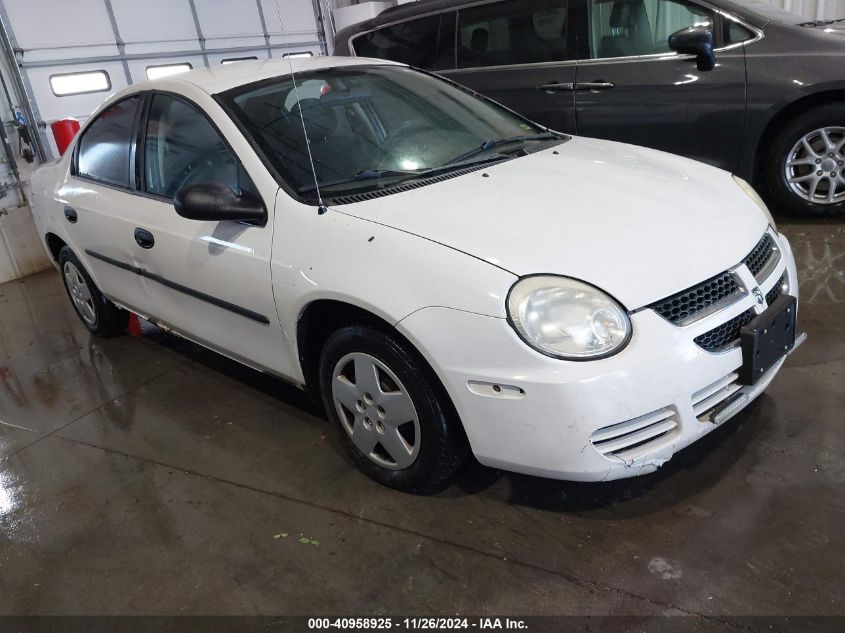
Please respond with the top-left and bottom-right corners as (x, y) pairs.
(335, 137), (769, 310)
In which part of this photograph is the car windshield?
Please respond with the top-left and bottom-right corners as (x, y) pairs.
(220, 65), (563, 201)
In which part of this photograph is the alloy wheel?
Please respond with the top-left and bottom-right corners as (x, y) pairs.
(331, 352), (421, 470)
(784, 126), (845, 205)
(63, 261), (97, 327)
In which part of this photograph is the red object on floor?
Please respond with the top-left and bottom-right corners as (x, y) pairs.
(50, 118), (81, 156)
(126, 313), (143, 336)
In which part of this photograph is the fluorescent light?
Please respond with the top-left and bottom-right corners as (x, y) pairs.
(50, 71), (110, 96)
(146, 63), (192, 80)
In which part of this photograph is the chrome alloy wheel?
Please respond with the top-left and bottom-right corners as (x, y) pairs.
(331, 352), (421, 470)
(784, 126), (845, 205)
(63, 261), (97, 327)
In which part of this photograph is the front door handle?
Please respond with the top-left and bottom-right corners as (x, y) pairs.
(134, 228), (155, 249)
(576, 82), (616, 91)
(64, 206), (78, 223)
(537, 82), (575, 92)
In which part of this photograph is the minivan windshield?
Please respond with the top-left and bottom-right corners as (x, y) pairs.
(220, 65), (563, 201)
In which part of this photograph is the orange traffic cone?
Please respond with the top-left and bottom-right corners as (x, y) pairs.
(126, 312), (143, 336)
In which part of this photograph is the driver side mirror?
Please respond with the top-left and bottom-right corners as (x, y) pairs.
(174, 183), (265, 223)
(668, 25), (716, 72)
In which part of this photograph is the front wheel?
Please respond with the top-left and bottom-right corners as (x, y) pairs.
(319, 325), (467, 493)
(765, 104), (845, 217)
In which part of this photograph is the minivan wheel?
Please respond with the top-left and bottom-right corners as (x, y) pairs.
(766, 103), (845, 217)
(319, 325), (467, 493)
(58, 246), (129, 337)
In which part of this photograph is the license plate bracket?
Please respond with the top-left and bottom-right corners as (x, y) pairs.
(739, 294), (797, 386)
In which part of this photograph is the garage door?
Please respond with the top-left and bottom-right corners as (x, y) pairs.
(0, 0), (328, 158)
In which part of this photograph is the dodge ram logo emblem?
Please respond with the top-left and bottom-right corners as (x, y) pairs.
(753, 287), (765, 306)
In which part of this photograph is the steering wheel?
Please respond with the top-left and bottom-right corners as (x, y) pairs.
(389, 120), (436, 144)
(170, 147), (232, 195)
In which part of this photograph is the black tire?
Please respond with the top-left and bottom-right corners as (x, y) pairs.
(58, 246), (129, 337)
(319, 325), (467, 494)
(765, 103), (845, 218)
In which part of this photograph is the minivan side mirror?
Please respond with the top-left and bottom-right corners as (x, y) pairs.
(668, 25), (716, 72)
(174, 183), (265, 223)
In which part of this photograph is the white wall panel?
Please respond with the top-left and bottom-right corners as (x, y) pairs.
(260, 0), (323, 46)
(768, 0), (845, 20)
(111, 0), (203, 55)
(3, 0), (118, 60)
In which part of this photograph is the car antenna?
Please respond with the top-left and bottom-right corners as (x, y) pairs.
(274, 0), (328, 215)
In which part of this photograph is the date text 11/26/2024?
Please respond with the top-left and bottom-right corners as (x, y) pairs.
(307, 618), (528, 630)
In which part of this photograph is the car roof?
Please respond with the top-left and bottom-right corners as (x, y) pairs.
(336, 0), (770, 38)
(132, 56), (400, 96)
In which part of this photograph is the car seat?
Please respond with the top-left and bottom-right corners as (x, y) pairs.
(599, 0), (653, 58)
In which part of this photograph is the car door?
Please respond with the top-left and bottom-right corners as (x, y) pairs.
(129, 92), (290, 376)
(572, 0), (749, 171)
(61, 94), (154, 310)
(438, 0), (579, 134)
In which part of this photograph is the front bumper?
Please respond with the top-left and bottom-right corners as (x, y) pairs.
(397, 233), (802, 482)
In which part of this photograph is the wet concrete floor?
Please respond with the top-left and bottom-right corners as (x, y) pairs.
(0, 218), (843, 621)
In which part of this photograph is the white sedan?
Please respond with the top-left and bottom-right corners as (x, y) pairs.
(31, 57), (803, 492)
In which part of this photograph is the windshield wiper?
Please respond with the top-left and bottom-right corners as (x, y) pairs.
(444, 132), (562, 166)
(298, 168), (421, 193)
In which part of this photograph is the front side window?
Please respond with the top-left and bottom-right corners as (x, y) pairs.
(76, 95), (140, 187)
(457, 0), (569, 68)
(588, 0), (714, 59)
(144, 94), (239, 199)
(221, 65), (560, 201)
(352, 15), (454, 70)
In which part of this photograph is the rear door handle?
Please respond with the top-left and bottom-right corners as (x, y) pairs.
(576, 82), (616, 91)
(537, 82), (575, 92)
(64, 206), (78, 223)
(134, 228), (155, 249)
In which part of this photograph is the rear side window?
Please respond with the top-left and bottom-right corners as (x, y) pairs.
(353, 15), (455, 69)
(457, 0), (569, 68)
(76, 95), (140, 187)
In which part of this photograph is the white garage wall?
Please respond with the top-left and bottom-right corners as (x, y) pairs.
(766, 0), (845, 20)
(0, 0), (328, 157)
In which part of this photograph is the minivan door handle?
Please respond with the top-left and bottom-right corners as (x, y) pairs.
(134, 228), (155, 249)
(64, 206), (78, 223)
(575, 82), (616, 91)
(537, 82), (575, 92)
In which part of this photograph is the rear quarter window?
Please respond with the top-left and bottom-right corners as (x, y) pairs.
(76, 95), (140, 188)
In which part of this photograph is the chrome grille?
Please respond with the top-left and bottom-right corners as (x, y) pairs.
(766, 274), (785, 305)
(649, 271), (740, 325)
(694, 308), (756, 352)
(743, 233), (779, 281)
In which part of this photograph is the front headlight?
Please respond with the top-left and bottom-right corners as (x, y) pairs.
(506, 275), (631, 360)
(733, 176), (777, 232)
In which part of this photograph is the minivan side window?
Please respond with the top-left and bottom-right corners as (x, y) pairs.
(457, 0), (569, 69)
(76, 95), (140, 187)
(353, 15), (455, 70)
(143, 94), (244, 199)
(588, 0), (714, 59)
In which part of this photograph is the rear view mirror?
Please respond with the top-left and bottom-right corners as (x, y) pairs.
(174, 183), (265, 223)
(668, 25), (716, 72)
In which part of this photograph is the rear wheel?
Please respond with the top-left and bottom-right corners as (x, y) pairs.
(319, 325), (467, 493)
(58, 246), (129, 337)
(765, 104), (845, 217)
